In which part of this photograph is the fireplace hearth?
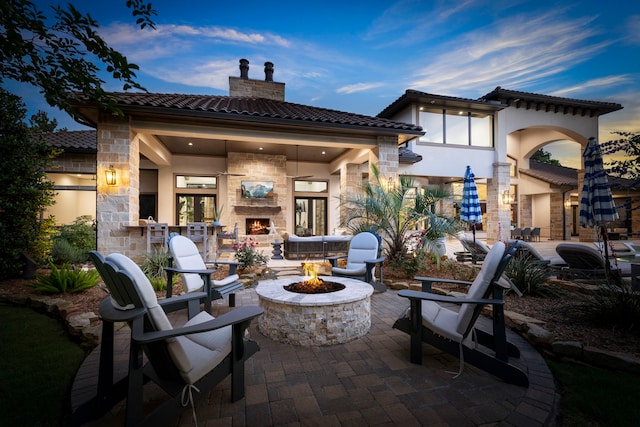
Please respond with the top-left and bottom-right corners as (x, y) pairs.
(246, 218), (270, 235)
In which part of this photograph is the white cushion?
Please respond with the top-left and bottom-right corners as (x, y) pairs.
(455, 241), (505, 336)
(106, 253), (173, 332)
(213, 274), (239, 287)
(169, 235), (206, 293)
(106, 253), (232, 385)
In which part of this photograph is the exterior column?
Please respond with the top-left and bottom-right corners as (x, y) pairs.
(339, 163), (362, 227)
(549, 192), (565, 240)
(96, 116), (139, 256)
(369, 136), (399, 184)
(486, 162), (511, 244)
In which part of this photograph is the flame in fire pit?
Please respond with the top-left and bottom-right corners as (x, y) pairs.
(284, 262), (346, 294)
(302, 262), (323, 287)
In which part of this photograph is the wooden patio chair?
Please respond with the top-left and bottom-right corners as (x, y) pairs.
(166, 234), (244, 310)
(82, 251), (263, 427)
(328, 231), (385, 285)
(393, 240), (529, 387)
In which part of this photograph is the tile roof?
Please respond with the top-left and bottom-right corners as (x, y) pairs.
(481, 87), (623, 117)
(104, 93), (424, 133)
(521, 160), (637, 189)
(42, 130), (96, 152)
(520, 160), (578, 186)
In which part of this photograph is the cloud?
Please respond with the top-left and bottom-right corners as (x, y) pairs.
(409, 12), (611, 96)
(551, 75), (634, 97)
(336, 82), (385, 94)
(627, 15), (640, 45)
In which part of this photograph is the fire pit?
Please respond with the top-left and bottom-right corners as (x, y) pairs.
(255, 273), (373, 346)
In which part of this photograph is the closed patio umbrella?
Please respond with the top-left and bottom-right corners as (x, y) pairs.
(460, 166), (482, 262)
(579, 137), (618, 278)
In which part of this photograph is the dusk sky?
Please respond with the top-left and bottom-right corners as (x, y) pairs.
(11, 0), (640, 168)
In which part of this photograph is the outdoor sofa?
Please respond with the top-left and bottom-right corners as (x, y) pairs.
(283, 233), (352, 259)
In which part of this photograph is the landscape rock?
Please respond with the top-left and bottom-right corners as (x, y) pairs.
(552, 341), (584, 359)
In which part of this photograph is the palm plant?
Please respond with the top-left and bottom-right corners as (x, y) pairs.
(339, 164), (421, 262)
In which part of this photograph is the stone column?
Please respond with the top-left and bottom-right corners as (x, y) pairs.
(549, 192), (565, 240)
(96, 116), (139, 255)
(486, 162), (511, 244)
(369, 136), (399, 184)
(339, 163), (362, 227)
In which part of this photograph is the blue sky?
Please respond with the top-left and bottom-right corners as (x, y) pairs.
(13, 0), (640, 167)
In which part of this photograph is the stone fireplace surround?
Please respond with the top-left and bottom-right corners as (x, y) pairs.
(222, 151), (287, 244)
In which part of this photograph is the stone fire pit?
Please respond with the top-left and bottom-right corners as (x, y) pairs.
(255, 276), (373, 346)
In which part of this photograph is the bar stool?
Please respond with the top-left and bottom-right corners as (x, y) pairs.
(186, 222), (208, 260)
(146, 223), (169, 253)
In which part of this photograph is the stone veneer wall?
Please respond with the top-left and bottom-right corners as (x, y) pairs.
(229, 76), (285, 101)
(222, 151), (287, 244)
(50, 153), (96, 174)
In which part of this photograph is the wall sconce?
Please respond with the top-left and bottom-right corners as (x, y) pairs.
(502, 190), (513, 205)
(387, 177), (394, 191)
(564, 199), (572, 208)
(105, 165), (117, 186)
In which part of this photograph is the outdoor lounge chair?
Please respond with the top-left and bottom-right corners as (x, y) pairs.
(455, 237), (491, 263)
(508, 240), (566, 267)
(393, 240), (529, 387)
(328, 231), (385, 285)
(166, 234), (244, 311)
(555, 243), (631, 281)
(83, 251), (263, 427)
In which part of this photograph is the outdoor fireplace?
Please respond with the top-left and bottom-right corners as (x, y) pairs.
(246, 218), (270, 235)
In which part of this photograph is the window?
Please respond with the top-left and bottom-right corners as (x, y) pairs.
(176, 175), (217, 189)
(294, 180), (328, 192)
(419, 108), (493, 147)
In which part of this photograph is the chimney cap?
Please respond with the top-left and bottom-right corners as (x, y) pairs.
(264, 61), (274, 82)
(239, 58), (249, 79)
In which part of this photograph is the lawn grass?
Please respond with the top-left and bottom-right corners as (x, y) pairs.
(0, 304), (86, 426)
(547, 358), (640, 426)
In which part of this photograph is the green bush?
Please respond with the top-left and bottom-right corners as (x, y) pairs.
(51, 238), (87, 265)
(30, 263), (100, 294)
(53, 215), (96, 263)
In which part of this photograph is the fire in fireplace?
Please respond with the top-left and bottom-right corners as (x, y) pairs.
(246, 218), (270, 235)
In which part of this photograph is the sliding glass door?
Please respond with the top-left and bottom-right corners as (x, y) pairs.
(294, 197), (327, 236)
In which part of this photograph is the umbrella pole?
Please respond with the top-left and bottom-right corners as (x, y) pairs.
(601, 225), (612, 282)
(471, 224), (477, 264)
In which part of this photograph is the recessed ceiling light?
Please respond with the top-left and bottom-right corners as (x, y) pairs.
(188, 142), (193, 146)
(321, 151), (326, 155)
(259, 147), (263, 150)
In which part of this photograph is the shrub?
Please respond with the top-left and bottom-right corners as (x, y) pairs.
(576, 285), (640, 335)
(504, 254), (555, 297)
(387, 250), (426, 278)
(53, 215), (96, 263)
(51, 238), (87, 265)
(140, 250), (172, 292)
(30, 263), (100, 294)
(234, 237), (268, 270)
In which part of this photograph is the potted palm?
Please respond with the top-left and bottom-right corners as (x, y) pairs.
(212, 204), (224, 227)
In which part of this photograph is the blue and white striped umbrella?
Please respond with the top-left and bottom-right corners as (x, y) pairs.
(579, 137), (618, 228)
(461, 166), (482, 226)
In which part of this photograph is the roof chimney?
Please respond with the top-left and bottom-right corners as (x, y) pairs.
(229, 59), (285, 101)
(264, 62), (274, 82)
(239, 58), (249, 79)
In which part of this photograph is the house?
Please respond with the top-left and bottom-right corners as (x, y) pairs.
(50, 59), (629, 258)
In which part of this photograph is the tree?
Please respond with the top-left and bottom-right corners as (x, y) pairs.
(0, 89), (58, 278)
(531, 147), (561, 166)
(0, 0), (157, 277)
(0, 0), (156, 118)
